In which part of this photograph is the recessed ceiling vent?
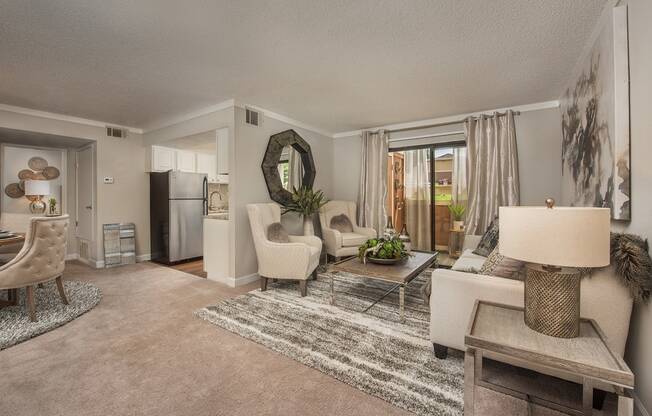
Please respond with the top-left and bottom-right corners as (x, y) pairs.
(245, 107), (261, 127)
(106, 126), (128, 138)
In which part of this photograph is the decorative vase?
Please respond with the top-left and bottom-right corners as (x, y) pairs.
(453, 220), (464, 231)
(398, 224), (411, 252)
(303, 214), (314, 236)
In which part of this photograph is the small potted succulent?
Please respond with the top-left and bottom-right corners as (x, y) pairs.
(48, 197), (58, 216)
(358, 236), (411, 265)
(283, 186), (328, 236)
(448, 203), (465, 231)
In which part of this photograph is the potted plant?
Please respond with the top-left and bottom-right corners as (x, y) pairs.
(358, 236), (411, 265)
(48, 197), (57, 216)
(283, 186), (328, 236)
(448, 203), (465, 231)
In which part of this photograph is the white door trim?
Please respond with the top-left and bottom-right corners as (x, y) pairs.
(75, 143), (96, 245)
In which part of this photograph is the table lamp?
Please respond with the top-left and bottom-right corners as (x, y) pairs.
(499, 199), (610, 338)
(24, 179), (51, 214)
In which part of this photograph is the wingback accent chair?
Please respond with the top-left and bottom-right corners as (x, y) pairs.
(319, 200), (377, 260)
(0, 215), (69, 322)
(247, 204), (322, 296)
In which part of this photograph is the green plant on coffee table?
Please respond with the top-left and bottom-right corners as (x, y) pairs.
(358, 236), (410, 261)
(283, 186), (327, 216)
(447, 203), (465, 221)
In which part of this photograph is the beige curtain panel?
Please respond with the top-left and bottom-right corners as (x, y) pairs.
(357, 130), (388, 236)
(465, 110), (520, 235)
(404, 148), (432, 250)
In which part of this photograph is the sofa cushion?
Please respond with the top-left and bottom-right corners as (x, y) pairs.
(267, 222), (289, 243)
(341, 232), (368, 247)
(473, 217), (499, 257)
(330, 214), (354, 233)
(451, 249), (486, 273)
(479, 246), (524, 280)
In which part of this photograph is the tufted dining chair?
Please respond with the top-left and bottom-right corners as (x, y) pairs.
(0, 215), (69, 322)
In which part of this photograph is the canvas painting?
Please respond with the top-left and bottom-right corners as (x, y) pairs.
(560, 5), (630, 220)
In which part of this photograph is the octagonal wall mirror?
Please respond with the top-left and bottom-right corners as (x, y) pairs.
(261, 129), (316, 206)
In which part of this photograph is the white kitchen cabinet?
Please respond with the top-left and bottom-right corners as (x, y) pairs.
(216, 128), (229, 182)
(151, 146), (176, 172)
(176, 150), (196, 172)
(196, 153), (217, 182)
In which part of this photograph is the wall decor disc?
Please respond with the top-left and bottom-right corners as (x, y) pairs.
(18, 180), (25, 191)
(28, 156), (48, 171)
(42, 166), (60, 179)
(4, 183), (25, 198)
(33, 172), (47, 180)
(18, 169), (36, 180)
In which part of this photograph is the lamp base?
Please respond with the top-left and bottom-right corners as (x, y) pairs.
(29, 198), (46, 214)
(524, 265), (581, 338)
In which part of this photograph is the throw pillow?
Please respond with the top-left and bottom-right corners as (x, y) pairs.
(330, 214), (354, 233)
(267, 222), (289, 243)
(473, 217), (499, 257)
(479, 246), (525, 281)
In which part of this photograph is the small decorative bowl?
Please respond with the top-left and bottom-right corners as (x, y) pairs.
(364, 255), (408, 265)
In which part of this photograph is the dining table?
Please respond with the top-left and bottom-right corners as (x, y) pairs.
(0, 232), (25, 308)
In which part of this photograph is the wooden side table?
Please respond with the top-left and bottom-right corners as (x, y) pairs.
(448, 229), (465, 258)
(464, 301), (634, 416)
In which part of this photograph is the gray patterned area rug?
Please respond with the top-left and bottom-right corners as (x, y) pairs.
(196, 271), (464, 416)
(0, 281), (101, 350)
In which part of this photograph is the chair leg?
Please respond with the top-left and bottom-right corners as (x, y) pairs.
(311, 269), (318, 280)
(299, 280), (307, 297)
(26, 286), (37, 322)
(433, 343), (448, 359)
(56, 276), (68, 305)
(260, 276), (268, 291)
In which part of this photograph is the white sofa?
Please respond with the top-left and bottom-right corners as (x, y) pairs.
(430, 235), (633, 360)
(247, 203), (322, 296)
(318, 200), (377, 259)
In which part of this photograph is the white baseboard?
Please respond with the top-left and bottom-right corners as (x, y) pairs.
(208, 272), (259, 288)
(136, 253), (151, 262)
(65, 253), (79, 261)
(72, 253), (151, 269)
(634, 392), (650, 416)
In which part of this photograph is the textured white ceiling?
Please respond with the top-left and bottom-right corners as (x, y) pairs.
(0, 0), (606, 133)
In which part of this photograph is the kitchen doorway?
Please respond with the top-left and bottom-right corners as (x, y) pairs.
(75, 144), (96, 261)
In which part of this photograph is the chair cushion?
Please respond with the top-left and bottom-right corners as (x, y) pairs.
(473, 217), (499, 257)
(479, 246), (524, 280)
(451, 249), (486, 273)
(267, 222), (289, 243)
(330, 214), (354, 233)
(341, 232), (369, 247)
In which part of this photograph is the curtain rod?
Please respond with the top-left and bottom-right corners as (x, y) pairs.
(387, 110), (521, 134)
(388, 130), (465, 143)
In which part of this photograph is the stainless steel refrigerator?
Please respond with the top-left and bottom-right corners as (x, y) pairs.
(150, 171), (207, 264)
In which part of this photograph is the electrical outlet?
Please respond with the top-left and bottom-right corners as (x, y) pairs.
(103, 177), (114, 184)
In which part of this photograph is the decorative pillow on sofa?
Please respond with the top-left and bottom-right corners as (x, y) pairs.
(473, 217), (499, 257)
(479, 246), (524, 281)
(330, 214), (354, 233)
(267, 222), (289, 243)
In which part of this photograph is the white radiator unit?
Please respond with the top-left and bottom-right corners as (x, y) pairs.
(245, 107), (262, 127)
(106, 126), (128, 138)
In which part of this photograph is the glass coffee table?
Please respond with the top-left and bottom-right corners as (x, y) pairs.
(330, 250), (438, 321)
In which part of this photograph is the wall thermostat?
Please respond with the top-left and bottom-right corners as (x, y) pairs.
(103, 177), (114, 184)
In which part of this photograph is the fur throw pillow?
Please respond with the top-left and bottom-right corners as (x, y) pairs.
(473, 217), (499, 257)
(267, 222), (289, 243)
(608, 232), (651, 302)
(479, 247), (525, 281)
(330, 214), (354, 233)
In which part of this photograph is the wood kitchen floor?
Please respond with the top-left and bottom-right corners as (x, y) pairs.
(169, 259), (207, 278)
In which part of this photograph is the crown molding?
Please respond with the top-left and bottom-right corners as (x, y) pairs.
(233, 100), (334, 138)
(332, 100), (560, 139)
(141, 99), (236, 133)
(0, 103), (143, 134)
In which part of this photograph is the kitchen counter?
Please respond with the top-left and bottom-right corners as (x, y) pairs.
(204, 212), (229, 220)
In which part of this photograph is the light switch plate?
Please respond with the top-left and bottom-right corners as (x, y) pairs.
(103, 177), (114, 184)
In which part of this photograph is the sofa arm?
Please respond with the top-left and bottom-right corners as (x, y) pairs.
(321, 227), (342, 251)
(353, 226), (377, 238)
(256, 240), (312, 279)
(430, 268), (523, 351)
(289, 235), (322, 252)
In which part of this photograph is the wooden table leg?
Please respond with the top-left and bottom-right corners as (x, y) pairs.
(582, 378), (594, 415)
(464, 348), (475, 416)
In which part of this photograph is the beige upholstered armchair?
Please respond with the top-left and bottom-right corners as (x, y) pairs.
(319, 200), (377, 260)
(0, 215), (69, 322)
(247, 204), (322, 297)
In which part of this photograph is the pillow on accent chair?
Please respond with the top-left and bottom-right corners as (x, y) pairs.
(330, 214), (354, 233)
(479, 246), (524, 280)
(473, 217), (499, 257)
(267, 222), (289, 243)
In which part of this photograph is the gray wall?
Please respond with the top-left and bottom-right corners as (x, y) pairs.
(332, 107), (563, 207)
(613, 0), (652, 414)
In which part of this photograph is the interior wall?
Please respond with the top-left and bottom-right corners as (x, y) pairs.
(332, 107), (562, 207)
(610, 0), (652, 414)
(232, 106), (334, 279)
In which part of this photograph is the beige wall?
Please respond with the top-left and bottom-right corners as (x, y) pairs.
(332, 107), (563, 207)
(612, 0), (652, 414)
(0, 109), (151, 264)
(232, 106), (334, 278)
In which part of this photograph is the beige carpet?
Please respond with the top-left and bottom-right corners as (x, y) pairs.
(0, 261), (412, 416)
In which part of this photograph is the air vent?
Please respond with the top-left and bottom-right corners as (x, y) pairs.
(245, 107), (261, 127)
(106, 126), (128, 138)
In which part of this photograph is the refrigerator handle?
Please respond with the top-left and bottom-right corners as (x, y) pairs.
(203, 176), (208, 215)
